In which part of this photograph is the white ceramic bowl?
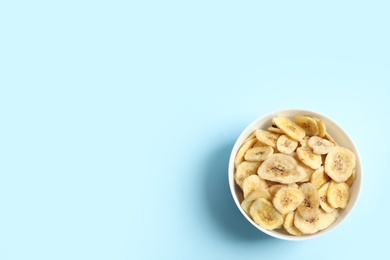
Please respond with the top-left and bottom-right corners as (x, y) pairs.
(228, 109), (362, 241)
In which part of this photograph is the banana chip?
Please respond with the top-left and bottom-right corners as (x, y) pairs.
(233, 114), (357, 235)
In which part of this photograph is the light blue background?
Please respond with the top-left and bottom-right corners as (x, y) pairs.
(1, 1), (389, 259)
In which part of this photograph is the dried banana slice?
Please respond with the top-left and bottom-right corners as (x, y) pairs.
(234, 138), (257, 167)
(307, 116), (326, 137)
(308, 136), (335, 155)
(257, 154), (306, 184)
(273, 186), (304, 215)
(295, 115), (319, 136)
(249, 198), (284, 230)
(327, 181), (350, 209)
(234, 161), (261, 188)
(253, 140), (266, 147)
(317, 182), (335, 213)
(241, 188), (271, 214)
(296, 147), (322, 170)
(324, 146), (356, 182)
(297, 162), (315, 182)
(345, 169), (356, 187)
(255, 130), (280, 148)
(299, 136), (310, 147)
(283, 211), (303, 236)
(276, 135), (298, 155)
(297, 183), (320, 219)
(268, 126), (284, 134)
(244, 146), (274, 162)
(294, 210), (337, 235)
(324, 131), (338, 146)
(267, 184), (286, 198)
(272, 117), (306, 141)
(310, 166), (330, 189)
(242, 175), (268, 198)
(294, 211), (318, 235)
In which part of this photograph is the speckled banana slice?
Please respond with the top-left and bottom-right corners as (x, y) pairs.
(310, 166), (330, 189)
(296, 147), (322, 170)
(295, 116), (319, 136)
(241, 188), (271, 214)
(242, 175), (268, 198)
(257, 153), (306, 184)
(345, 169), (356, 187)
(276, 135), (298, 155)
(318, 182), (335, 213)
(327, 180), (350, 209)
(283, 211), (303, 236)
(272, 117), (306, 142)
(234, 138), (257, 167)
(234, 161), (261, 188)
(294, 211), (318, 234)
(273, 186), (304, 215)
(299, 136), (310, 147)
(255, 130), (280, 148)
(249, 198), (284, 230)
(315, 210), (338, 231)
(308, 136), (335, 155)
(268, 126), (284, 134)
(325, 146), (356, 182)
(244, 146), (274, 162)
(294, 209), (337, 235)
(297, 183), (320, 219)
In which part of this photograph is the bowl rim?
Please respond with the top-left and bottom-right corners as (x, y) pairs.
(228, 108), (363, 241)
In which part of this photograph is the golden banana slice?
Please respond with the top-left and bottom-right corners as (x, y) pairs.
(257, 154), (306, 184)
(296, 147), (322, 170)
(294, 210), (337, 235)
(234, 138), (257, 167)
(308, 136), (335, 155)
(315, 210), (338, 231)
(267, 184), (289, 197)
(324, 146), (356, 182)
(307, 116), (327, 137)
(273, 186), (304, 215)
(276, 135), (298, 155)
(295, 116), (319, 136)
(283, 211), (303, 236)
(299, 136), (310, 148)
(345, 169), (356, 187)
(324, 131), (338, 146)
(241, 188), (271, 215)
(293, 211), (318, 234)
(310, 166), (330, 189)
(234, 161), (261, 188)
(297, 183), (320, 219)
(249, 198), (284, 230)
(297, 162), (315, 182)
(244, 146), (274, 162)
(272, 117), (306, 142)
(327, 180), (350, 209)
(253, 140), (266, 147)
(255, 130), (280, 148)
(242, 175), (268, 198)
(330, 209), (340, 218)
(317, 182), (335, 213)
(268, 126), (284, 134)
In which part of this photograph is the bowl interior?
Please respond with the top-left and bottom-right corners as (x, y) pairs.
(228, 109), (362, 241)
